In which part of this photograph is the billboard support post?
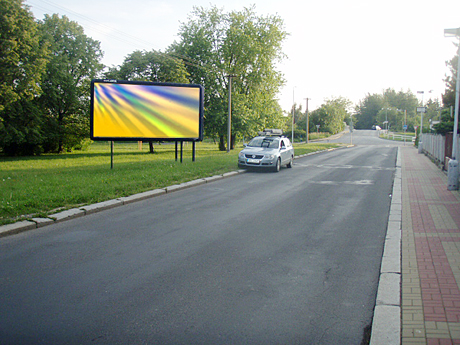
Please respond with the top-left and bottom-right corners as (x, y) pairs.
(182, 141), (185, 162)
(175, 141), (178, 161)
(110, 141), (114, 170)
(193, 141), (196, 162)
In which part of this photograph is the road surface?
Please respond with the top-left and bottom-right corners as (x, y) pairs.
(0, 130), (401, 344)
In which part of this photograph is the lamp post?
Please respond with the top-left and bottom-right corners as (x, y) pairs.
(292, 87), (296, 144)
(445, 27), (460, 190)
(417, 91), (426, 153)
(304, 98), (311, 143)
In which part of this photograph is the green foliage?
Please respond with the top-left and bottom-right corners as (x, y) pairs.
(38, 14), (104, 153)
(0, 99), (45, 155)
(433, 108), (458, 135)
(0, 0), (49, 155)
(308, 97), (351, 134)
(355, 89), (419, 131)
(0, 0), (48, 112)
(170, 5), (288, 149)
(443, 48), (458, 109)
(105, 49), (189, 83)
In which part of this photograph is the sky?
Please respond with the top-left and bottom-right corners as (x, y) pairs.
(26, 0), (460, 112)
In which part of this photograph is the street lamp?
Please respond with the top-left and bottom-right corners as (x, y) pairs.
(292, 87), (296, 144)
(417, 91), (425, 153)
(381, 107), (390, 134)
(445, 27), (460, 190)
(304, 98), (311, 143)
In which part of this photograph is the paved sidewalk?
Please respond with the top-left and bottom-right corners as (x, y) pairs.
(401, 146), (460, 345)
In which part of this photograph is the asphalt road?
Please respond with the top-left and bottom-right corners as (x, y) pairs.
(0, 130), (401, 344)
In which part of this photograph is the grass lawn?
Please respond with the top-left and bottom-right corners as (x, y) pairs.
(0, 140), (341, 225)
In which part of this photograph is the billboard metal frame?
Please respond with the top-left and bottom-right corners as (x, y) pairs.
(90, 79), (204, 142)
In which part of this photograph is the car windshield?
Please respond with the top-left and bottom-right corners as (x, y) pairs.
(248, 137), (280, 148)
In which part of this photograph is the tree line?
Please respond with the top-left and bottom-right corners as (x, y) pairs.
(1, 0), (458, 155)
(354, 49), (459, 134)
(0, 1), (291, 155)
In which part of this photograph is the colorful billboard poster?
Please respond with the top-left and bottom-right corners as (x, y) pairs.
(90, 80), (204, 141)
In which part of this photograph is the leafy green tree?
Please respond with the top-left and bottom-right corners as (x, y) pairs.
(38, 14), (103, 153)
(433, 108), (456, 135)
(443, 46), (458, 110)
(105, 49), (189, 83)
(355, 93), (384, 129)
(105, 49), (190, 153)
(440, 47), (459, 135)
(283, 103), (305, 141)
(0, 0), (48, 155)
(309, 97), (350, 135)
(0, 99), (45, 155)
(0, 0), (48, 112)
(170, 5), (287, 150)
(355, 89), (419, 131)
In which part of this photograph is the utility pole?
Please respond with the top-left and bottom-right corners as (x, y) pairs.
(304, 98), (310, 143)
(226, 75), (236, 153)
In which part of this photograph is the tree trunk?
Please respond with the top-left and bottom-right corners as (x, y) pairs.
(149, 141), (155, 153)
(219, 135), (226, 151)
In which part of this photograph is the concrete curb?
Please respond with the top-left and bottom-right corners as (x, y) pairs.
(370, 146), (402, 345)
(0, 145), (348, 238)
(0, 169), (247, 237)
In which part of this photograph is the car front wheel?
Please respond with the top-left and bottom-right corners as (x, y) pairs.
(274, 158), (281, 172)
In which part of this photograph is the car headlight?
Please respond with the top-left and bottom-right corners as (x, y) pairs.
(238, 152), (245, 158)
(264, 154), (275, 159)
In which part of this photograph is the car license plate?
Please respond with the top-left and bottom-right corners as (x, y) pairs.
(247, 158), (259, 164)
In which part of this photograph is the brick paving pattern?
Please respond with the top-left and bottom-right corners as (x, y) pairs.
(401, 146), (460, 345)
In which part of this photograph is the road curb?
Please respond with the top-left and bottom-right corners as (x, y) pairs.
(0, 169), (247, 237)
(370, 146), (402, 345)
(0, 146), (347, 237)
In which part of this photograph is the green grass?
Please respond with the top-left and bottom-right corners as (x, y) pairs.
(0, 141), (341, 225)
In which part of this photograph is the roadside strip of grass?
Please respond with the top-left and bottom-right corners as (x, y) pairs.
(0, 141), (342, 225)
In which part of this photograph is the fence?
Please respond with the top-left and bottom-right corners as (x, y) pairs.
(421, 133), (460, 169)
(381, 131), (415, 143)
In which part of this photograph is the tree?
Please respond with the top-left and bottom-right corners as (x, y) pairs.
(355, 93), (384, 129)
(284, 103), (305, 141)
(439, 46), (459, 135)
(309, 97), (351, 135)
(355, 89), (419, 131)
(433, 108), (456, 135)
(38, 14), (103, 153)
(105, 49), (189, 83)
(105, 49), (190, 153)
(443, 45), (458, 110)
(0, 0), (48, 112)
(0, 0), (48, 155)
(170, 5), (287, 150)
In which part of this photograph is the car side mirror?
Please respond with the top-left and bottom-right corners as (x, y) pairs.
(243, 143), (247, 147)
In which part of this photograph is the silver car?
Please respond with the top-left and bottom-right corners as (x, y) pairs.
(238, 134), (294, 172)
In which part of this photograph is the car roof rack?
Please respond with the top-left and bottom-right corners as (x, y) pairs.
(258, 129), (283, 137)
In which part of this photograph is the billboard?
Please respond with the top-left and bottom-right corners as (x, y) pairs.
(90, 79), (204, 141)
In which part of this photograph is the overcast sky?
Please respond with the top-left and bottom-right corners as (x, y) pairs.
(26, 0), (460, 112)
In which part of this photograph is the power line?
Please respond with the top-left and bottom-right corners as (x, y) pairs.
(27, 0), (158, 50)
(26, 0), (225, 74)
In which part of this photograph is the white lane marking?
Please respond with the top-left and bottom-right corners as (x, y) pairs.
(313, 180), (374, 186)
